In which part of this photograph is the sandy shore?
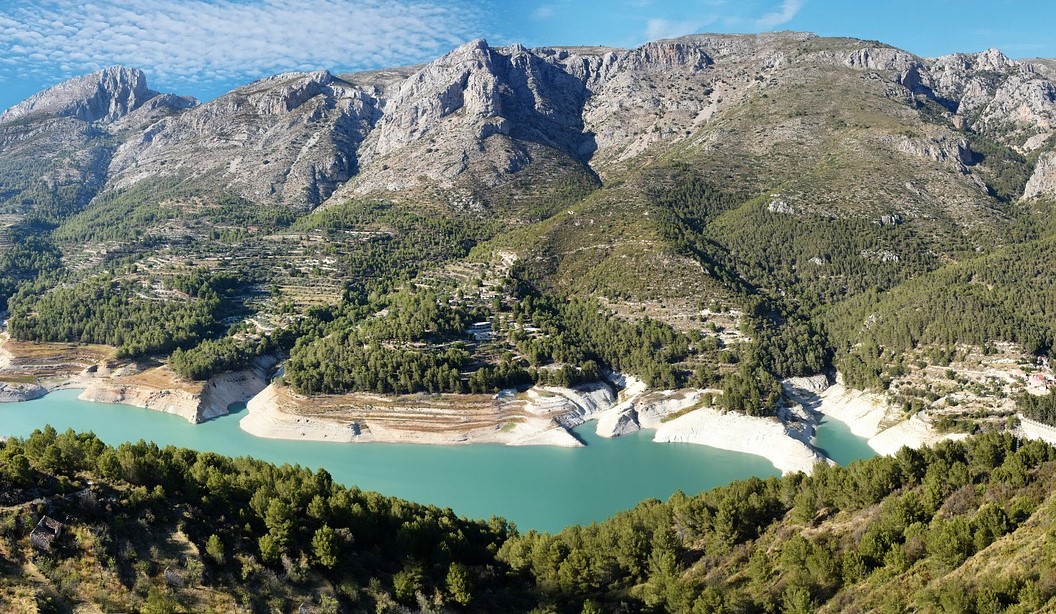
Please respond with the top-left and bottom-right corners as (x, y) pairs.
(653, 405), (826, 474)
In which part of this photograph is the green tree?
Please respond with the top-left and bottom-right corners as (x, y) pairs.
(446, 562), (474, 606)
(205, 534), (225, 564)
(311, 525), (339, 569)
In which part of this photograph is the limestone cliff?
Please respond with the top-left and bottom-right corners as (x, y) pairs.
(1024, 151), (1056, 199)
(2, 33), (1054, 228)
(0, 66), (179, 125)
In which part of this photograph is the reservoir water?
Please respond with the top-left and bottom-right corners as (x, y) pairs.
(0, 390), (873, 532)
(814, 416), (877, 466)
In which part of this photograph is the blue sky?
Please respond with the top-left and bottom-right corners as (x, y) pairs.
(1, 0), (1053, 111)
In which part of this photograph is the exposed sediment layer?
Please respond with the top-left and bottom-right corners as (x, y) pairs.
(653, 405), (826, 475)
(238, 381), (605, 447)
(784, 374), (966, 456)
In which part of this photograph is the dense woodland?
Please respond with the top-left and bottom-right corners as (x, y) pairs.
(0, 230), (61, 311)
(8, 271), (243, 359)
(282, 286), (698, 396)
(1018, 390), (1056, 426)
(3, 430), (1055, 612)
(293, 200), (503, 294)
(0, 427), (517, 612)
(828, 233), (1056, 390)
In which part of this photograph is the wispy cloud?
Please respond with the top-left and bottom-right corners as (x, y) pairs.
(0, 0), (491, 94)
(645, 18), (706, 41)
(532, 5), (555, 20)
(755, 0), (803, 30)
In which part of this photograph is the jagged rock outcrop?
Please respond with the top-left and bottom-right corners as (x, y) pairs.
(843, 47), (918, 72)
(1024, 151), (1056, 199)
(106, 70), (379, 208)
(2, 33), (1054, 223)
(0, 382), (47, 403)
(0, 66), (189, 125)
(78, 356), (275, 423)
(888, 133), (973, 165)
(339, 39), (598, 201)
(888, 49), (1056, 148)
(0, 67), (196, 218)
(795, 45), (1054, 153)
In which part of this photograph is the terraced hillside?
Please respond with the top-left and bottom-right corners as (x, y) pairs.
(1, 32), (1055, 430)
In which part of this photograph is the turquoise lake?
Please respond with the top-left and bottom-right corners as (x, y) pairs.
(0, 389), (874, 532)
(814, 415), (877, 466)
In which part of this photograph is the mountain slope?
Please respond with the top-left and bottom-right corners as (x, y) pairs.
(0, 67), (195, 223)
(1, 32), (1055, 424)
(106, 70), (379, 210)
(3, 427), (1056, 612)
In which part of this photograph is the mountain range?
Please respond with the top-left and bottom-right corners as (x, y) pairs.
(5, 32), (1054, 218)
(3, 30), (1056, 427)
(5, 30), (1056, 613)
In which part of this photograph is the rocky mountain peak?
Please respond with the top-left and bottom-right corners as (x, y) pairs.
(0, 66), (165, 124)
(975, 48), (1015, 71)
(4, 32), (1053, 220)
(238, 69), (360, 115)
(368, 38), (506, 156)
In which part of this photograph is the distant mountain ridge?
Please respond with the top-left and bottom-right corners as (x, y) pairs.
(3, 32), (1054, 220)
(0, 66), (197, 125)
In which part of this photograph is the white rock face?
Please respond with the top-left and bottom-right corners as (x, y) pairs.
(107, 70), (378, 208)
(0, 382), (47, 403)
(1023, 151), (1056, 199)
(843, 47), (918, 72)
(75, 357), (274, 423)
(890, 134), (972, 165)
(596, 407), (641, 437)
(0, 67), (172, 124)
(653, 406), (826, 475)
(3, 34), (1055, 218)
(910, 50), (1055, 145)
(538, 382), (618, 427)
(78, 383), (202, 422)
(240, 383), (361, 442)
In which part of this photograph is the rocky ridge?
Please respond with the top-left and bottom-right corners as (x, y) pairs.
(0, 66), (190, 125)
(106, 70), (380, 208)
(4, 34), (1055, 217)
(0, 66), (196, 218)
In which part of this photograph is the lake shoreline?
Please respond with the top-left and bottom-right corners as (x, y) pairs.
(1, 336), (959, 474)
(239, 375), (832, 474)
(0, 388), (784, 532)
(783, 374), (968, 457)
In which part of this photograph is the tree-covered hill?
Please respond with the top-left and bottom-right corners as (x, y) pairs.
(3, 430), (1056, 612)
